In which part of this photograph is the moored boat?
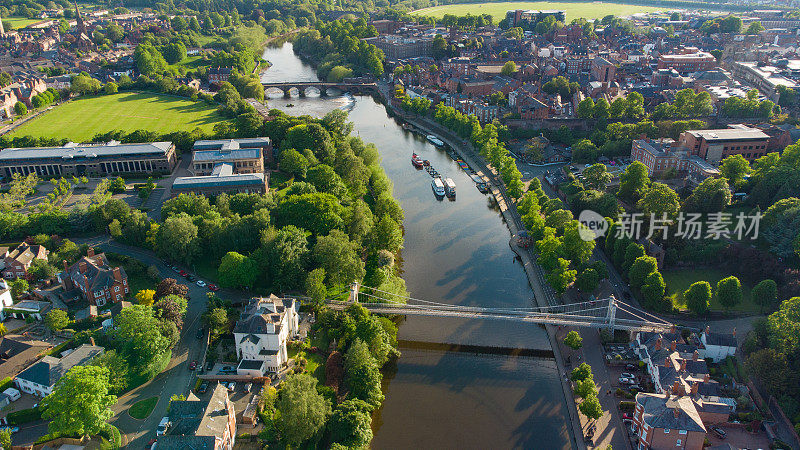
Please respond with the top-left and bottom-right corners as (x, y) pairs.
(426, 135), (444, 147)
(411, 153), (424, 168)
(444, 177), (456, 198)
(431, 177), (445, 197)
(470, 173), (490, 193)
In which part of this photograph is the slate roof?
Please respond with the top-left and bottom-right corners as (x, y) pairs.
(234, 296), (295, 335)
(16, 344), (103, 387)
(0, 142), (172, 162)
(703, 332), (737, 348)
(66, 252), (127, 294)
(636, 393), (706, 432)
(160, 383), (232, 446)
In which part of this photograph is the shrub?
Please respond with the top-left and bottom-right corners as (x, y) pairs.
(7, 407), (42, 425)
(618, 401), (635, 412)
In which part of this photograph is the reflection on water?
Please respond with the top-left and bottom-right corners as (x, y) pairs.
(262, 42), (573, 450)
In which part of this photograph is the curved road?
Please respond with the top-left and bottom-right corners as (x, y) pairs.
(77, 235), (247, 449)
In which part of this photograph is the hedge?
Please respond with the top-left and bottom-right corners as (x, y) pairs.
(0, 377), (12, 391)
(8, 406), (42, 425)
(618, 401), (636, 412)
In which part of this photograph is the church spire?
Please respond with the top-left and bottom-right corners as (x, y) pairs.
(74, 0), (86, 34)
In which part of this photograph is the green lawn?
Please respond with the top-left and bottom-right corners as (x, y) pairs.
(128, 396), (158, 420)
(9, 92), (225, 141)
(663, 267), (761, 313)
(3, 16), (42, 29)
(169, 55), (208, 71)
(413, 1), (665, 21)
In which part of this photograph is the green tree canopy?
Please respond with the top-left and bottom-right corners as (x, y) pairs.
(276, 373), (331, 447)
(684, 281), (712, 316)
(716, 276), (743, 311)
(41, 365), (117, 438)
(564, 330), (583, 350)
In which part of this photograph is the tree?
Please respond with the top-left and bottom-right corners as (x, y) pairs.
(751, 279), (778, 313)
(204, 307), (230, 338)
(579, 394), (603, 421)
(276, 373), (331, 447)
(28, 259), (58, 282)
(617, 162), (650, 202)
(279, 149), (309, 178)
(575, 268), (599, 293)
(641, 271), (666, 310)
(577, 97), (595, 119)
(217, 252), (257, 289)
(746, 21), (765, 34)
(574, 378), (598, 399)
(370, 215), (403, 254)
(719, 154), (750, 187)
(716, 276), (743, 311)
(623, 243), (646, 274)
(14, 102), (26, 116)
(344, 339), (384, 409)
(637, 183), (680, 220)
(135, 289), (155, 306)
(0, 427), (10, 449)
(745, 348), (792, 396)
(684, 281), (712, 316)
(313, 230), (365, 287)
(629, 256), (658, 289)
(112, 305), (170, 376)
(564, 330), (583, 350)
(8, 278), (28, 300)
(571, 362), (593, 382)
(154, 278), (188, 300)
(767, 296), (800, 355)
(40, 365), (117, 438)
(328, 399), (373, 448)
(682, 177), (731, 213)
(547, 258), (577, 294)
(562, 221), (595, 265)
(501, 61), (517, 76)
(45, 309), (69, 332)
(593, 98), (610, 120)
(582, 164), (612, 190)
(305, 268), (327, 306)
(156, 213), (198, 264)
(104, 82), (118, 94)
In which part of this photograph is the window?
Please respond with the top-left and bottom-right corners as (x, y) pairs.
(679, 430), (687, 435)
(114, 286), (120, 292)
(676, 440), (681, 446)
(664, 429), (670, 433)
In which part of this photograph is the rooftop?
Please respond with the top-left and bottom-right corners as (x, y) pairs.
(0, 141), (172, 161)
(688, 127), (770, 142)
(16, 344), (103, 388)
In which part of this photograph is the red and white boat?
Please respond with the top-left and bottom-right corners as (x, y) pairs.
(411, 153), (424, 168)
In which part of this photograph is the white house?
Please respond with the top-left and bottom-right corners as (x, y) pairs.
(14, 344), (103, 397)
(233, 296), (299, 376)
(698, 327), (737, 363)
(0, 280), (13, 321)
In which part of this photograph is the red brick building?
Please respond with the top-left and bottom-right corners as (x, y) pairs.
(657, 49), (716, 74)
(62, 248), (128, 307)
(0, 243), (48, 279)
(677, 125), (770, 164)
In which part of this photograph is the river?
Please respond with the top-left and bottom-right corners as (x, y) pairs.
(262, 43), (573, 449)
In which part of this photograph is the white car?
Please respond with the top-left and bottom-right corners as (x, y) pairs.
(156, 417), (170, 436)
(620, 372), (635, 379)
(196, 280), (207, 288)
(619, 376), (635, 385)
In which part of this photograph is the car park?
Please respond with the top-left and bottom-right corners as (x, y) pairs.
(196, 280), (207, 288)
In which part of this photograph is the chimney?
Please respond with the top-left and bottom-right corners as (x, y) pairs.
(680, 359), (687, 372)
(732, 328), (736, 337)
(705, 325), (710, 335)
(112, 267), (122, 282)
(673, 407), (680, 418)
(87, 247), (95, 257)
(670, 340), (676, 351)
(655, 338), (662, 350)
(704, 373), (710, 382)
(63, 260), (68, 271)
(672, 380), (683, 395)
(691, 382), (699, 395)
(665, 356), (671, 368)
(692, 350), (699, 361)
(89, 337), (96, 346)
(79, 261), (87, 273)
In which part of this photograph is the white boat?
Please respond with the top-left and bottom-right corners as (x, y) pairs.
(444, 177), (456, 198)
(426, 134), (444, 147)
(431, 177), (445, 196)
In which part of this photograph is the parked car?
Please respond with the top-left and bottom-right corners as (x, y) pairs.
(226, 382), (236, 392)
(171, 266), (180, 273)
(711, 426), (726, 439)
(196, 328), (204, 339)
(197, 382), (209, 394)
(178, 270), (187, 277)
(188, 360), (197, 370)
(622, 413), (632, 420)
(186, 274), (196, 282)
(628, 384), (642, 391)
(196, 280), (207, 288)
(620, 372), (635, 379)
(156, 417), (170, 436)
(244, 383), (252, 393)
(208, 283), (219, 292)
(219, 366), (235, 374)
(618, 376), (635, 385)
(206, 361), (214, 371)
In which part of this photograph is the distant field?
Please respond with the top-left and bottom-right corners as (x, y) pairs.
(9, 92), (224, 141)
(3, 16), (41, 29)
(413, 2), (666, 21)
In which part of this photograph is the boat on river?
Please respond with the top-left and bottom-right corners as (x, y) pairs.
(444, 177), (456, 198)
(411, 153), (424, 168)
(426, 135), (445, 147)
(431, 177), (445, 197)
(470, 173), (490, 193)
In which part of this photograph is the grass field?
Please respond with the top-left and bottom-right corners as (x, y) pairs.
(413, 1), (665, 21)
(9, 92), (224, 141)
(3, 16), (42, 29)
(663, 267), (760, 314)
(128, 396), (158, 420)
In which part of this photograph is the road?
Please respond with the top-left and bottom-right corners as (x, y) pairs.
(77, 235), (247, 449)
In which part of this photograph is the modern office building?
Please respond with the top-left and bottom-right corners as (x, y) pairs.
(190, 138), (272, 174)
(0, 141), (177, 178)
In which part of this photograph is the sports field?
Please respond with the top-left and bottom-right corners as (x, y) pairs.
(3, 16), (42, 29)
(9, 92), (225, 141)
(413, 1), (666, 21)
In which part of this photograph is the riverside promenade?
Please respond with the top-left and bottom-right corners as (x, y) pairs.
(376, 82), (586, 450)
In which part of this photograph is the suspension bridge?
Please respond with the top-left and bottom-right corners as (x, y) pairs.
(325, 283), (674, 333)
